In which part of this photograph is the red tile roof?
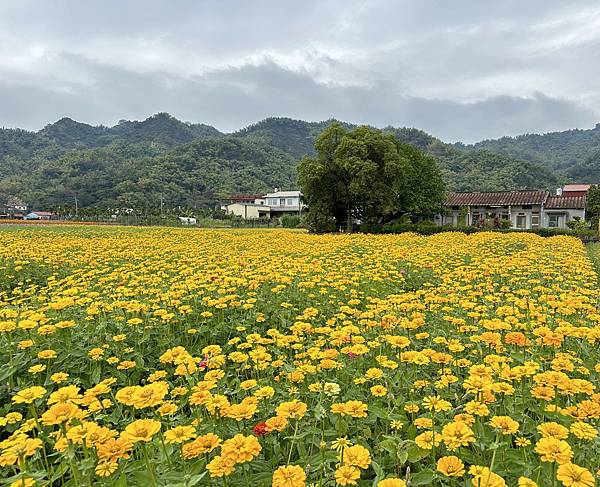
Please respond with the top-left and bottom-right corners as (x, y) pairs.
(230, 194), (262, 199)
(563, 184), (592, 192)
(545, 195), (586, 209)
(446, 191), (549, 206)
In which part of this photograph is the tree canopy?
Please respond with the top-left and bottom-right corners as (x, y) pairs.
(585, 185), (600, 228)
(299, 124), (445, 232)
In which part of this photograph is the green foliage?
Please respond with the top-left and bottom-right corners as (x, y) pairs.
(39, 112), (223, 149)
(360, 221), (596, 238)
(300, 202), (337, 233)
(299, 124), (445, 232)
(281, 215), (302, 228)
(464, 123), (600, 172)
(235, 117), (356, 160)
(440, 150), (561, 191)
(1, 113), (598, 213)
(569, 148), (600, 182)
(566, 217), (589, 232)
(109, 112), (222, 146)
(585, 185), (600, 228)
(1, 136), (295, 210)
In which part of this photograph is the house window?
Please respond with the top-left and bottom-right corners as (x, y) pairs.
(287, 198), (294, 206)
(548, 214), (560, 228)
(531, 214), (540, 227)
(516, 214), (526, 229)
(280, 198), (286, 206)
(267, 198), (277, 206)
(471, 212), (481, 225)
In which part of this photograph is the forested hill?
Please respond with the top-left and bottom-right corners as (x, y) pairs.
(38, 113), (223, 149)
(0, 113), (598, 210)
(462, 123), (600, 180)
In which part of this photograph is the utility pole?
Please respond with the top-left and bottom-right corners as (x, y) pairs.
(160, 195), (164, 218)
(74, 195), (78, 217)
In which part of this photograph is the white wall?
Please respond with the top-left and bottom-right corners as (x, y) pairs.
(440, 205), (586, 229)
(226, 204), (265, 219)
(542, 208), (585, 229)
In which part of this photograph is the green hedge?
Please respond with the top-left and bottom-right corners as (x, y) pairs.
(281, 215), (303, 228)
(359, 222), (597, 239)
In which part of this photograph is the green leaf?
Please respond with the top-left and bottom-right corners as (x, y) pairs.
(335, 417), (348, 436)
(378, 439), (397, 456)
(410, 469), (435, 485)
(187, 472), (207, 486)
(113, 472), (128, 487)
(314, 403), (326, 420)
(50, 463), (70, 482)
(371, 460), (385, 481)
(397, 449), (408, 465)
(0, 365), (18, 382)
(406, 443), (429, 463)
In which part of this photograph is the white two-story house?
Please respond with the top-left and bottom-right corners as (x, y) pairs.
(222, 189), (304, 219)
(263, 189), (304, 217)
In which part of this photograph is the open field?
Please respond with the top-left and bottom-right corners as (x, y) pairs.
(1, 226), (599, 486)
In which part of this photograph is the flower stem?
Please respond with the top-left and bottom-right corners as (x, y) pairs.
(141, 443), (157, 487)
(287, 420), (300, 465)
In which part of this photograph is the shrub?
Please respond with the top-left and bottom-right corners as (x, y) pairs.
(302, 205), (337, 233)
(359, 222), (596, 238)
(281, 215), (302, 228)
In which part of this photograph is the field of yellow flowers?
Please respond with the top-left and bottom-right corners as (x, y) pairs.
(1, 226), (599, 487)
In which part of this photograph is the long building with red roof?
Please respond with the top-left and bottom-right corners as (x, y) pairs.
(439, 186), (588, 229)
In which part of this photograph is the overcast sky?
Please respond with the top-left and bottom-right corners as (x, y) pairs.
(1, 0), (600, 142)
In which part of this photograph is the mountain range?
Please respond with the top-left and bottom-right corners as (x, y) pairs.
(1, 112), (600, 210)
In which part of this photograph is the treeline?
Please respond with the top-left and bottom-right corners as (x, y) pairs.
(1, 113), (599, 211)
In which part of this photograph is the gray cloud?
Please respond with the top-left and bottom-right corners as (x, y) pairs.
(0, 0), (599, 141)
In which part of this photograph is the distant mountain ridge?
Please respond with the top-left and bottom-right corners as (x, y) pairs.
(0, 113), (598, 209)
(460, 123), (600, 181)
(38, 112), (224, 149)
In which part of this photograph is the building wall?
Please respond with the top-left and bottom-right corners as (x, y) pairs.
(464, 205), (541, 229)
(226, 204), (264, 219)
(507, 206), (542, 229)
(265, 196), (301, 209)
(541, 208), (585, 229)
(440, 204), (586, 229)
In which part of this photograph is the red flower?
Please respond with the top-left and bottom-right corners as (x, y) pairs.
(253, 422), (269, 436)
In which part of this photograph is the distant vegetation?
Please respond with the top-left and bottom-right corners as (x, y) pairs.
(1, 113), (598, 211)
(462, 123), (600, 180)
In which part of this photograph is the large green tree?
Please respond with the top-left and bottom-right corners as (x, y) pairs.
(586, 185), (600, 229)
(298, 124), (445, 232)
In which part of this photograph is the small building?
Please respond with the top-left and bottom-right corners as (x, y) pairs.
(543, 195), (586, 228)
(24, 211), (55, 221)
(440, 187), (588, 230)
(561, 184), (592, 197)
(224, 203), (271, 219)
(263, 190), (304, 217)
(223, 194), (264, 205)
(222, 188), (304, 219)
(4, 197), (28, 216)
(443, 190), (548, 229)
